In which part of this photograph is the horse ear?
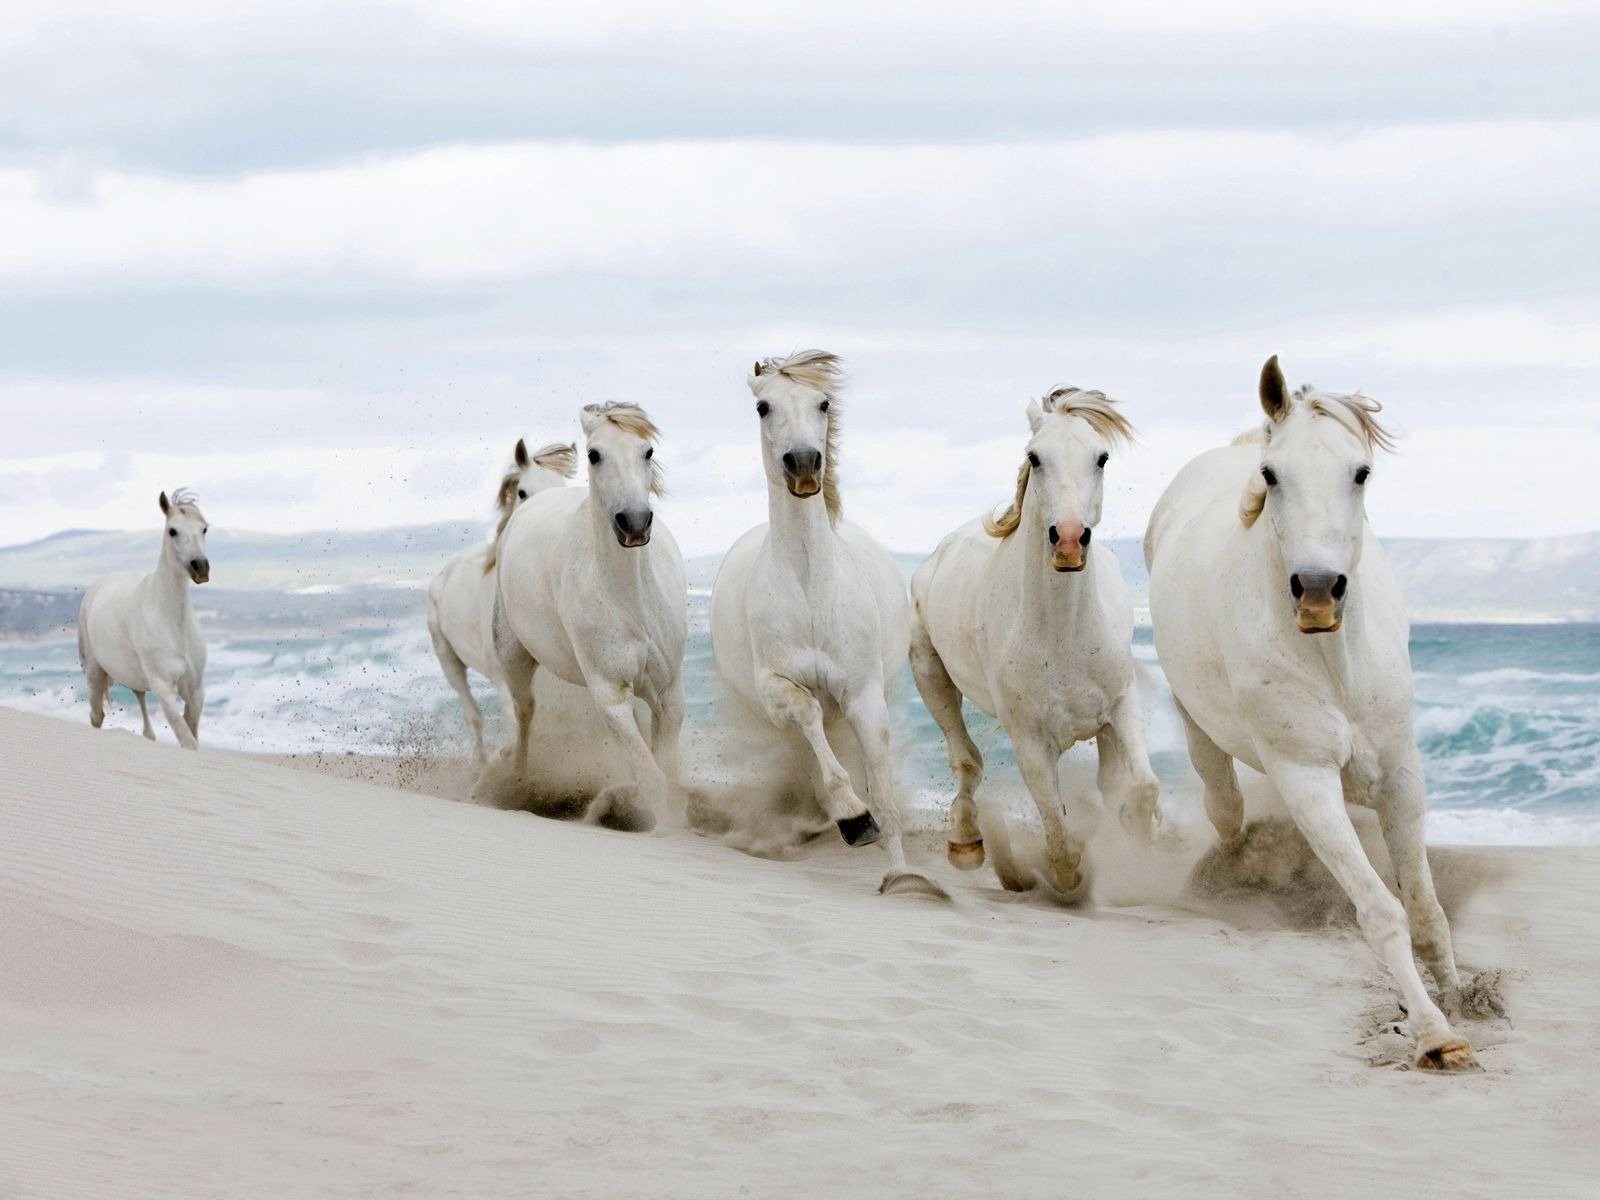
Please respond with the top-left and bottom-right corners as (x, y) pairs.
(1026, 399), (1045, 433)
(159, 491), (171, 516)
(1260, 355), (1289, 422)
(514, 438), (529, 468)
(752, 361), (762, 377)
(579, 404), (602, 436)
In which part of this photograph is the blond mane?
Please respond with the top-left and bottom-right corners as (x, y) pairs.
(985, 387), (1134, 538)
(754, 349), (845, 525)
(484, 441), (577, 573)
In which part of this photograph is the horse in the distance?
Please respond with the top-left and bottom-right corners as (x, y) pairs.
(427, 438), (576, 766)
(492, 404), (687, 829)
(910, 387), (1161, 896)
(709, 350), (921, 892)
(1145, 355), (1476, 1071)
(78, 489), (211, 748)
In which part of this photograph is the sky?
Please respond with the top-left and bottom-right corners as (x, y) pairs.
(2, 1), (1598, 558)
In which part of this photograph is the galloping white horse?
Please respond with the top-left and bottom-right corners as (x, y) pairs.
(1146, 356), (1475, 1071)
(910, 387), (1160, 895)
(427, 438), (576, 765)
(78, 489), (210, 748)
(493, 404), (687, 827)
(710, 350), (915, 889)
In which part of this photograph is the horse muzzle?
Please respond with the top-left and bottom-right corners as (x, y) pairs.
(781, 448), (823, 499)
(188, 558), (210, 584)
(1049, 522), (1090, 572)
(1291, 571), (1346, 633)
(612, 510), (653, 549)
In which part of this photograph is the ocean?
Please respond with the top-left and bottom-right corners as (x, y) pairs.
(3, 581), (1596, 846)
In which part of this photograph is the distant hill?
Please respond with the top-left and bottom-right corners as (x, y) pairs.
(1, 524), (1595, 625)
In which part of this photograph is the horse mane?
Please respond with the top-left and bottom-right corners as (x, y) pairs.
(167, 488), (204, 520)
(753, 349), (845, 525)
(484, 441), (577, 574)
(583, 402), (666, 497)
(984, 386), (1133, 538)
(1238, 384), (1397, 527)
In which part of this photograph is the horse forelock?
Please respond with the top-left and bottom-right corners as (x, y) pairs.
(166, 488), (205, 522)
(584, 402), (666, 497)
(1042, 386), (1136, 447)
(1288, 385), (1397, 453)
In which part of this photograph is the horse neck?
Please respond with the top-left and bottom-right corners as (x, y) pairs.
(582, 492), (654, 601)
(765, 477), (840, 588)
(150, 543), (192, 616)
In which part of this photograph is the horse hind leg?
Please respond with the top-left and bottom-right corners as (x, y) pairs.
(85, 663), (110, 730)
(135, 692), (155, 740)
(1174, 695), (1244, 841)
(909, 618), (985, 870)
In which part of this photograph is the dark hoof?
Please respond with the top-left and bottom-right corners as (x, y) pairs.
(837, 811), (881, 847)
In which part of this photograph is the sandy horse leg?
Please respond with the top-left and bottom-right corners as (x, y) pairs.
(1265, 756), (1475, 1071)
(908, 616), (985, 870)
(491, 595), (537, 776)
(1173, 695), (1244, 841)
(135, 692), (155, 740)
(183, 683), (203, 743)
(650, 680), (686, 820)
(1011, 734), (1086, 896)
(757, 673), (877, 846)
(1377, 751), (1462, 998)
(842, 689), (915, 885)
(431, 624), (487, 767)
(1096, 689), (1161, 844)
(152, 685), (197, 749)
(584, 677), (665, 830)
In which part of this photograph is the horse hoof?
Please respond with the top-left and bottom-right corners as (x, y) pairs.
(1416, 1039), (1479, 1073)
(837, 811), (881, 847)
(879, 870), (949, 899)
(947, 840), (985, 871)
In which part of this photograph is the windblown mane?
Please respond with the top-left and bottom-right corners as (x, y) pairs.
(984, 386), (1134, 537)
(167, 488), (204, 520)
(754, 349), (845, 525)
(584, 401), (667, 497)
(484, 441), (577, 573)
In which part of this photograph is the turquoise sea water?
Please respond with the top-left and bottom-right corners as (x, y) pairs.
(4, 591), (1596, 845)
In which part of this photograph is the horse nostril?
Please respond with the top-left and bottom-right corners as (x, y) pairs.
(782, 451), (797, 473)
(641, 510), (653, 531)
(1290, 574), (1305, 600)
(1047, 525), (1060, 545)
(1332, 575), (1348, 600)
(1079, 527), (1092, 547)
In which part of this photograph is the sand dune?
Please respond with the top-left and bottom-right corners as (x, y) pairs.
(1, 706), (1597, 1198)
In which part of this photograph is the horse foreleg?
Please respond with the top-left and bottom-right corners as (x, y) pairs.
(84, 661), (109, 730)
(908, 617), (985, 870)
(1097, 688), (1161, 845)
(135, 691), (155, 739)
(183, 684), (204, 743)
(491, 597), (536, 777)
(1265, 756), (1475, 1072)
(757, 674), (875, 846)
(1012, 735), (1085, 897)
(844, 691), (927, 892)
(588, 679), (666, 830)
(1174, 695), (1244, 841)
(431, 623), (486, 767)
(650, 679), (686, 820)
(1377, 751), (1462, 999)
(152, 686), (197, 750)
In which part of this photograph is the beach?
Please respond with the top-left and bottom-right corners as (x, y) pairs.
(3, 705), (1597, 1199)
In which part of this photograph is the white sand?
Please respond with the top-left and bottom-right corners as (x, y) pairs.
(2, 706), (1597, 1199)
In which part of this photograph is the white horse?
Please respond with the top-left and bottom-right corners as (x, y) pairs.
(910, 387), (1161, 896)
(427, 438), (576, 766)
(493, 403), (687, 827)
(78, 489), (210, 748)
(1145, 355), (1475, 1071)
(710, 350), (916, 889)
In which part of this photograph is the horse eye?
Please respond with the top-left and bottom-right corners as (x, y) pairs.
(756, 401), (770, 418)
(644, 447), (654, 460)
(1261, 466), (1278, 487)
(517, 489), (527, 500)
(1027, 451), (1041, 469)
(168, 528), (177, 537)
(588, 449), (601, 465)
(819, 399), (830, 413)
(1096, 453), (1109, 469)
(1354, 466), (1371, 486)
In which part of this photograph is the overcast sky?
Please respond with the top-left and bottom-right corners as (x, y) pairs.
(3, 1), (1597, 557)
